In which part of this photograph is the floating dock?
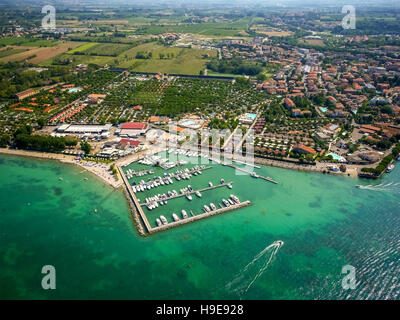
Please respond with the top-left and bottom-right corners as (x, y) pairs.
(139, 182), (234, 206)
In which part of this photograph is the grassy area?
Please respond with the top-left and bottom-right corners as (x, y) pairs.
(0, 47), (29, 58)
(113, 42), (217, 74)
(84, 43), (133, 56)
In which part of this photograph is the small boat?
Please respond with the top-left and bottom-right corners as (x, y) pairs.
(210, 203), (217, 211)
(386, 164), (395, 173)
(156, 218), (162, 227)
(220, 178), (225, 184)
(172, 213), (180, 222)
(222, 199), (230, 207)
(195, 191), (202, 198)
(227, 183), (233, 189)
(209, 181), (213, 187)
(182, 210), (188, 219)
(203, 205), (211, 212)
(186, 193), (193, 201)
(160, 215), (168, 225)
(250, 172), (258, 178)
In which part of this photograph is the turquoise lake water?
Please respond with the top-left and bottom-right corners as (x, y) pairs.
(0, 153), (399, 299)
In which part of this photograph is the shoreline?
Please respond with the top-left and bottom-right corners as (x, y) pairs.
(0, 147), (122, 188)
(0, 147), (361, 181)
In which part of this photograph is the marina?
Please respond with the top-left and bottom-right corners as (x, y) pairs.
(117, 149), (256, 234)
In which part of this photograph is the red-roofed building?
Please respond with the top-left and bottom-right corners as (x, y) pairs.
(284, 98), (295, 109)
(119, 139), (141, 148)
(118, 122), (148, 137)
(121, 122), (148, 130)
(292, 145), (316, 155)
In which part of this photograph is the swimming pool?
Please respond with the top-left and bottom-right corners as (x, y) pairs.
(319, 107), (327, 113)
(327, 152), (347, 162)
(181, 120), (195, 126)
(248, 113), (257, 120)
(69, 88), (79, 93)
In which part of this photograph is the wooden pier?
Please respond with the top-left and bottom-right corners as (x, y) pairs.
(139, 182), (234, 206)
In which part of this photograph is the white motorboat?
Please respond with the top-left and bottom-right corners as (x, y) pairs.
(160, 215), (168, 225)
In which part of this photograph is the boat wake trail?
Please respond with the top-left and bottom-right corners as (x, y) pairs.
(357, 182), (400, 192)
(225, 240), (284, 297)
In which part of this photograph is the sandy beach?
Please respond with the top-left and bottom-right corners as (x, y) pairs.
(0, 148), (122, 188)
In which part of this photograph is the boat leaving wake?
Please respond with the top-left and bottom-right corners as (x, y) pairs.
(225, 240), (284, 297)
(356, 182), (400, 192)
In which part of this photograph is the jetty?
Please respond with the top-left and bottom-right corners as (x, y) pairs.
(149, 200), (251, 234)
(139, 182), (234, 206)
(223, 162), (278, 184)
(118, 165), (152, 233)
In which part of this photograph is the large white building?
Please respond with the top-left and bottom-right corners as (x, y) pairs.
(57, 124), (112, 135)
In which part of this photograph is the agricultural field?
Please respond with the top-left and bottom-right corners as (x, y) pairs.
(0, 37), (60, 47)
(40, 53), (114, 67)
(83, 43), (134, 56)
(135, 18), (251, 37)
(0, 47), (29, 58)
(66, 42), (98, 54)
(0, 42), (83, 64)
(113, 42), (217, 74)
(298, 38), (326, 47)
(66, 42), (133, 56)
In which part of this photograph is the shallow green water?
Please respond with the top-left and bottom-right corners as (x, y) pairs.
(0, 153), (399, 299)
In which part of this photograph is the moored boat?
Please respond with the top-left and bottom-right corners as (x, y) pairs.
(386, 164), (395, 173)
(160, 215), (168, 225)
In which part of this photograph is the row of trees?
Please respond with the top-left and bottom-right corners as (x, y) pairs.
(207, 58), (263, 76)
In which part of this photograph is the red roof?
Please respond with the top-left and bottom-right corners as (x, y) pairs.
(119, 139), (141, 147)
(121, 122), (148, 130)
